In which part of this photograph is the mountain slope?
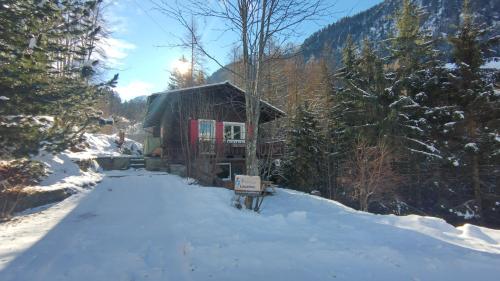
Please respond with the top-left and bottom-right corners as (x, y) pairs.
(208, 0), (499, 81)
(301, 0), (499, 61)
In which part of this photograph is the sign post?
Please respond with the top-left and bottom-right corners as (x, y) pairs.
(233, 175), (264, 211)
(234, 175), (262, 194)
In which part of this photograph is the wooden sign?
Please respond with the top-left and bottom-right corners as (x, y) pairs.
(234, 175), (262, 193)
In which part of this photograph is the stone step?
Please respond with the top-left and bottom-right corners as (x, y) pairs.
(129, 158), (145, 162)
(129, 157), (145, 169)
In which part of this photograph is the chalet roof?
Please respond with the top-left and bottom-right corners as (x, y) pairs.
(143, 81), (285, 128)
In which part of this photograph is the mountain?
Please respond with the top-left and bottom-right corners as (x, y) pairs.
(301, 0), (499, 62)
(207, 62), (239, 84)
(129, 95), (148, 103)
(208, 0), (499, 82)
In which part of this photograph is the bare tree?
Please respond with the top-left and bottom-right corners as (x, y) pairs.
(180, 17), (206, 86)
(152, 0), (329, 177)
(344, 139), (401, 212)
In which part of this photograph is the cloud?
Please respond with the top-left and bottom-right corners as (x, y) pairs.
(97, 37), (136, 67)
(115, 80), (155, 101)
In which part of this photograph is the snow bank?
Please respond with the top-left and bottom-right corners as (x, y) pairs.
(30, 150), (102, 193)
(67, 133), (142, 160)
(27, 133), (142, 193)
(0, 172), (499, 280)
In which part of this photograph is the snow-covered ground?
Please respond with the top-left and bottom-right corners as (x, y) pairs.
(25, 133), (142, 193)
(1, 169), (499, 280)
(69, 133), (142, 160)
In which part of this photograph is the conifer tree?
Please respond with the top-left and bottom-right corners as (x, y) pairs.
(284, 102), (325, 193)
(0, 0), (117, 158)
(334, 38), (388, 147)
(385, 0), (444, 160)
(443, 0), (500, 219)
(341, 35), (356, 77)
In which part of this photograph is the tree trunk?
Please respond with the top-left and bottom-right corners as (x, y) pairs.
(245, 97), (260, 176)
(243, 0), (266, 177)
(360, 194), (369, 212)
(472, 154), (483, 220)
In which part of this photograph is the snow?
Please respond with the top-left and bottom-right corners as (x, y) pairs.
(30, 151), (102, 192)
(18, 133), (142, 193)
(465, 142), (479, 152)
(448, 157), (460, 167)
(481, 57), (500, 69)
(445, 58), (500, 70)
(1, 171), (500, 280)
(444, 62), (457, 69)
(1, 133), (499, 279)
(68, 133), (142, 160)
(0, 115), (54, 129)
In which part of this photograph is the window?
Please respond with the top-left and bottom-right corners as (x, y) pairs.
(198, 119), (215, 140)
(216, 163), (231, 181)
(223, 122), (245, 143)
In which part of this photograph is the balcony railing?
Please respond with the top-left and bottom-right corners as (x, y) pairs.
(163, 139), (284, 164)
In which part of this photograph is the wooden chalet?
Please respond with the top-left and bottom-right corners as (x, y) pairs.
(142, 81), (285, 184)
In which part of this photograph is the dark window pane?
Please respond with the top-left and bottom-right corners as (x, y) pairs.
(216, 163), (231, 180)
(233, 126), (241, 139)
(224, 125), (232, 139)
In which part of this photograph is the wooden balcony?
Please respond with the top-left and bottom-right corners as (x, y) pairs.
(163, 139), (284, 164)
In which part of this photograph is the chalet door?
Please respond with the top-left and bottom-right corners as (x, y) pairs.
(198, 119), (216, 154)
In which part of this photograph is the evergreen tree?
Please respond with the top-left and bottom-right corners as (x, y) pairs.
(384, 0), (450, 207)
(333, 38), (388, 147)
(0, 0), (117, 158)
(341, 35), (356, 77)
(284, 102), (325, 193)
(383, 0), (445, 160)
(442, 0), (500, 219)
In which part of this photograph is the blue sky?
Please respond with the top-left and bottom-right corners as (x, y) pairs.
(104, 0), (383, 101)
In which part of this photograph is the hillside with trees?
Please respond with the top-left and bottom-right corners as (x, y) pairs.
(301, 0), (499, 64)
(207, 0), (499, 227)
(283, 0), (499, 227)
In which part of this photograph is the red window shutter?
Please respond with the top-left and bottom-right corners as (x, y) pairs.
(216, 121), (224, 145)
(189, 119), (198, 146)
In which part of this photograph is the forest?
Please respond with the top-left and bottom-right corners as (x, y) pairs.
(207, 0), (500, 227)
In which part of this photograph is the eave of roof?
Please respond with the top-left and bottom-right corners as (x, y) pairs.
(143, 81), (285, 128)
